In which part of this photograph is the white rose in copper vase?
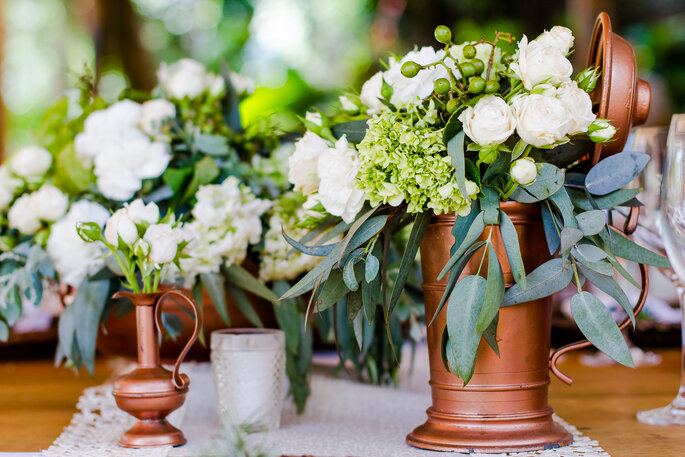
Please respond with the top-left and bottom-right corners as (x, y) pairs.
(10, 146), (52, 179)
(513, 94), (571, 147)
(510, 157), (538, 186)
(317, 135), (365, 223)
(556, 81), (595, 135)
(534, 26), (574, 54)
(32, 184), (69, 222)
(458, 95), (516, 146)
(288, 131), (330, 195)
(104, 208), (139, 246)
(588, 119), (617, 143)
(8, 194), (41, 234)
(144, 224), (180, 265)
(510, 35), (573, 90)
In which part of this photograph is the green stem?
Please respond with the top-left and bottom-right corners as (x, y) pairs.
(570, 258), (583, 293)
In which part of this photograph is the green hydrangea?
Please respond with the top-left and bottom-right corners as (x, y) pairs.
(357, 106), (478, 215)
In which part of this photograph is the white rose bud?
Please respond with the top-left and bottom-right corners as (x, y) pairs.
(104, 209), (139, 246)
(8, 195), (41, 234)
(339, 95), (358, 112)
(360, 72), (384, 115)
(510, 35), (573, 90)
(556, 81), (595, 135)
(157, 58), (208, 99)
(534, 26), (574, 54)
(125, 199), (160, 225)
(288, 131), (330, 195)
(10, 146), (52, 179)
(144, 224), (179, 264)
(305, 111), (323, 126)
(133, 238), (151, 258)
(588, 119), (617, 143)
(514, 94), (571, 147)
(33, 184), (69, 221)
(458, 95), (516, 146)
(139, 99), (175, 137)
(511, 157), (538, 186)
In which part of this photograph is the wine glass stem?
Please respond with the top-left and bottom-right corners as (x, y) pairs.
(679, 286), (685, 395)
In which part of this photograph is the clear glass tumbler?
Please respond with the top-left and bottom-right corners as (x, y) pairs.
(211, 329), (286, 432)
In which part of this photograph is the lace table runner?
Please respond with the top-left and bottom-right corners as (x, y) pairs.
(41, 363), (609, 457)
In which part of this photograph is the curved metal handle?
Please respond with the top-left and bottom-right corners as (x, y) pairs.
(155, 289), (202, 389)
(549, 206), (649, 385)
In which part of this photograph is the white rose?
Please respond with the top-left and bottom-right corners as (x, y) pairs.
(305, 111), (323, 126)
(157, 58), (208, 99)
(510, 35), (573, 90)
(556, 81), (595, 135)
(125, 199), (160, 225)
(339, 96), (358, 111)
(206, 74), (225, 97)
(228, 72), (254, 96)
(47, 200), (110, 286)
(144, 224), (180, 264)
(385, 47), (449, 106)
(458, 95), (516, 146)
(32, 184), (69, 221)
(511, 157), (538, 186)
(288, 131), (330, 195)
(10, 146), (52, 179)
(535, 26), (574, 54)
(104, 208), (139, 246)
(514, 94), (571, 147)
(8, 195), (41, 234)
(317, 135), (365, 223)
(588, 119), (617, 143)
(140, 99), (175, 137)
(360, 72), (384, 115)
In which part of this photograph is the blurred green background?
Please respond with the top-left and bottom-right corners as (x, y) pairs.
(2, 0), (684, 154)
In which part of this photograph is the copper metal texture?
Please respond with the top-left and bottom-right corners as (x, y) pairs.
(407, 202), (572, 453)
(588, 11), (651, 163)
(99, 284), (275, 361)
(111, 289), (201, 448)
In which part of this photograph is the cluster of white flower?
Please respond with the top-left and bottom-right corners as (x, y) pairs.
(180, 177), (271, 279)
(288, 130), (365, 223)
(259, 209), (321, 282)
(8, 184), (69, 234)
(157, 58), (226, 100)
(74, 100), (174, 201)
(0, 166), (23, 211)
(47, 200), (110, 286)
(360, 46), (452, 114)
(452, 26), (617, 185)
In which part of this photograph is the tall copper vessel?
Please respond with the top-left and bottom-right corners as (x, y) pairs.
(408, 203), (572, 453)
(111, 289), (201, 448)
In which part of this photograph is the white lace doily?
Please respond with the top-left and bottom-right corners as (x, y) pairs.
(41, 363), (609, 457)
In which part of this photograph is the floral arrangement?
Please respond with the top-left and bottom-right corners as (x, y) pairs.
(284, 24), (670, 384)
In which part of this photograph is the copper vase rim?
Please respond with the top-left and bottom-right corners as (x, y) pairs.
(113, 290), (163, 307)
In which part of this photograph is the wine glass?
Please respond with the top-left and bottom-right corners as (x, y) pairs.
(636, 114), (685, 425)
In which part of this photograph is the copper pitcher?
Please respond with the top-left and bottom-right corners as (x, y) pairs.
(111, 289), (202, 448)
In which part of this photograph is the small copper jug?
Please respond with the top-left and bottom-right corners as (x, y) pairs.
(111, 289), (202, 448)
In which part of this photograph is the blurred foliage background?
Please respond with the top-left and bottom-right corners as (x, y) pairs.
(2, 0), (684, 154)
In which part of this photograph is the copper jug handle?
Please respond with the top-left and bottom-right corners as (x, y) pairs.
(155, 289), (203, 389)
(549, 206), (649, 385)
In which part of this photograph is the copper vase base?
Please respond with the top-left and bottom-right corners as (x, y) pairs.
(406, 408), (573, 453)
(119, 419), (187, 448)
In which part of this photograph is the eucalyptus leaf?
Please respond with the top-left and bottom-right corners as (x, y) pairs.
(571, 246), (614, 276)
(511, 139), (528, 160)
(567, 187), (641, 211)
(73, 278), (111, 374)
(438, 211), (486, 281)
(272, 281), (301, 353)
(476, 244), (504, 333)
(482, 312), (500, 357)
(482, 152), (511, 186)
(576, 210), (606, 236)
(578, 266), (635, 328)
(510, 163), (564, 203)
(571, 291), (634, 367)
(0, 319), (8, 342)
(452, 201), (481, 250)
(560, 227), (584, 254)
(224, 264), (279, 302)
(283, 229), (337, 257)
(541, 202), (561, 255)
(585, 151), (650, 195)
(365, 254), (379, 283)
(226, 283), (264, 327)
(160, 313), (184, 341)
(480, 187), (500, 225)
(443, 111), (463, 144)
(200, 272), (231, 326)
(447, 131), (469, 200)
(599, 228), (671, 268)
(502, 258), (573, 307)
(194, 134), (230, 156)
(179, 155), (220, 204)
(343, 258), (359, 291)
(332, 119), (369, 143)
(388, 212), (431, 315)
(446, 275), (487, 384)
(499, 210), (526, 290)
(549, 187), (577, 228)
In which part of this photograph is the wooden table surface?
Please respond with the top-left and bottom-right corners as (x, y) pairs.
(1, 350), (684, 455)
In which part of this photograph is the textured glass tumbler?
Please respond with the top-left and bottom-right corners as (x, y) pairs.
(211, 329), (286, 432)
